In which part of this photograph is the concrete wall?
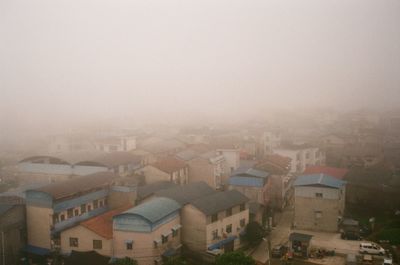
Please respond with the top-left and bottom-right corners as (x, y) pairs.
(26, 205), (53, 249)
(294, 186), (345, 232)
(60, 225), (112, 256)
(180, 205), (207, 252)
(187, 158), (218, 189)
(113, 216), (181, 265)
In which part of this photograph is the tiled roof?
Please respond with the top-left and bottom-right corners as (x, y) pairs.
(117, 197), (181, 224)
(31, 172), (116, 201)
(255, 154), (291, 175)
(190, 190), (249, 216)
(151, 157), (187, 174)
(304, 166), (348, 180)
(154, 182), (216, 205)
(294, 173), (346, 189)
(80, 205), (132, 239)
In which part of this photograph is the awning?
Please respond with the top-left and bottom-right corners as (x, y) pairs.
(172, 224), (182, 231)
(162, 231), (172, 237)
(23, 245), (51, 256)
(207, 235), (237, 250)
(124, 239), (133, 244)
(153, 238), (162, 245)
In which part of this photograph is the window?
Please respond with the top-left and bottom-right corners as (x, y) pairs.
(162, 235), (169, 244)
(99, 200), (104, 207)
(172, 229), (179, 237)
(226, 208), (232, 217)
(53, 214), (59, 224)
(211, 214), (218, 223)
(315, 211), (322, 219)
(69, 237), (78, 247)
(240, 218), (246, 228)
(67, 208), (73, 218)
(126, 242), (133, 250)
(226, 224), (232, 233)
(60, 215), (65, 221)
(315, 193), (323, 198)
(88, 205), (92, 211)
(93, 200), (99, 209)
(93, 240), (102, 249)
(212, 229), (219, 240)
(74, 209), (79, 216)
(239, 203), (245, 212)
(80, 204), (86, 214)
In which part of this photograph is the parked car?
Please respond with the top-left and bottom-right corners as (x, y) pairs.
(272, 245), (287, 258)
(359, 242), (385, 255)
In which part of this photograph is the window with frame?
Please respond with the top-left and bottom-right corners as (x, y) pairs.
(315, 193), (323, 198)
(88, 205), (92, 211)
(172, 229), (179, 237)
(67, 208), (73, 218)
(239, 203), (245, 212)
(226, 224), (232, 233)
(162, 235), (168, 244)
(211, 213), (218, 223)
(93, 199), (99, 209)
(80, 204), (86, 214)
(60, 214), (65, 221)
(93, 240), (102, 249)
(69, 237), (78, 247)
(212, 229), (219, 240)
(74, 209), (79, 216)
(126, 242), (133, 250)
(315, 211), (322, 219)
(99, 200), (104, 207)
(226, 208), (232, 217)
(240, 218), (246, 228)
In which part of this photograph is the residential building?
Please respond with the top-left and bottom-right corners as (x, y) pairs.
(93, 135), (137, 153)
(137, 157), (188, 185)
(293, 174), (346, 232)
(273, 144), (325, 174)
(176, 149), (225, 190)
(113, 197), (182, 265)
(24, 172), (136, 255)
(217, 148), (240, 175)
(60, 206), (130, 257)
(0, 203), (26, 265)
(228, 168), (271, 206)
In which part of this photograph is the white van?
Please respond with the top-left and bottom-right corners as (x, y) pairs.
(359, 242), (385, 255)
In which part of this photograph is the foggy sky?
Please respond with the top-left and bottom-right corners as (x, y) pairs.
(1, 0), (400, 128)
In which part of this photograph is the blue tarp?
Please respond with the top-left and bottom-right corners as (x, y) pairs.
(229, 176), (265, 187)
(207, 235), (237, 250)
(24, 245), (51, 256)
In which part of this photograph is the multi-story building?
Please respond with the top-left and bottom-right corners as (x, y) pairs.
(113, 197), (182, 265)
(293, 174), (346, 232)
(24, 172), (136, 255)
(273, 144), (325, 174)
(93, 135), (137, 153)
(137, 157), (188, 185)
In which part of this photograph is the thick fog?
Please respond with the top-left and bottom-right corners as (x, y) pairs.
(1, 0), (400, 131)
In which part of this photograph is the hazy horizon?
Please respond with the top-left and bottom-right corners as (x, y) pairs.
(1, 0), (400, 131)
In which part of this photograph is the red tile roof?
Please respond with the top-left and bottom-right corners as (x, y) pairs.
(80, 205), (132, 239)
(304, 166), (348, 180)
(255, 154), (291, 175)
(151, 157), (187, 174)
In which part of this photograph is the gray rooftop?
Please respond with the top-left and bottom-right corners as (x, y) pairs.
(137, 181), (178, 200)
(154, 182), (216, 205)
(190, 189), (249, 216)
(119, 197), (181, 224)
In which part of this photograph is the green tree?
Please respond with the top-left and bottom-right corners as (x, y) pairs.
(163, 256), (188, 265)
(114, 257), (138, 265)
(215, 251), (256, 265)
(243, 221), (266, 246)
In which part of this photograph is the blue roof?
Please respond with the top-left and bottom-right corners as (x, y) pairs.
(24, 245), (51, 256)
(118, 197), (181, 224)
(229, 176), (265, 187)
(208, 235), (237, 250)
(231, 168), (269, 179)
(294, 174), (346, 189)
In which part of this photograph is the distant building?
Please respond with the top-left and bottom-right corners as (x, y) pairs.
(293, 174), (346, 232)
(303, 166), (348, 180)
(137, 157), (188, 185)
(273, 144), (325, 174)
(0, 203), (26, 265)
(217, 148), (240, 175)
(93, 135), (137, 153)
